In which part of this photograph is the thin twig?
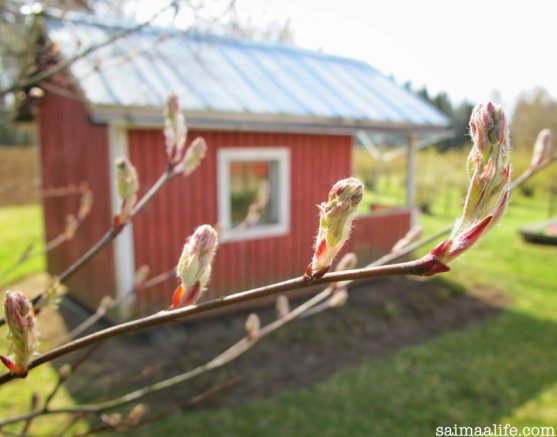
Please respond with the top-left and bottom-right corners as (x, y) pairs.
(510, 153), (557, 190)
(75, 376), (241, 437)
(0, 285), (333, 425)
(0, 256), (437, 386)
(0, 2), (177, 98)
(0, 169), (173, 326)
(5, 344), (103, 434)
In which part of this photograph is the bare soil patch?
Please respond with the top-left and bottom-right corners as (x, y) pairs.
(36, 275), (510, 414)
(0, 146), (40, 206)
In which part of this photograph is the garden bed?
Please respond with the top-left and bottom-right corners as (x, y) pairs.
(45, 275), (509, 415)
(520, 218), (557, 245)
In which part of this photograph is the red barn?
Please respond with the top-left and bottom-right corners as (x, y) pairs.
(19, 13), (450, 320)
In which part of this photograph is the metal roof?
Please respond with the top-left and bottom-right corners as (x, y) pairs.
(42, 13), (451, 134)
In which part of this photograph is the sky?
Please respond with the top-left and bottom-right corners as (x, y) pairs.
(139, 0), (557, 113)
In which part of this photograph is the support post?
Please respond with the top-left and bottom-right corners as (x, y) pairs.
(108, 123), (135, 321)
(406, 134), (418, 225)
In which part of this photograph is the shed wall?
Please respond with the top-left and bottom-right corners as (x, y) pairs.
(129, 129), (410, 315)
(38, 86), (116, 309)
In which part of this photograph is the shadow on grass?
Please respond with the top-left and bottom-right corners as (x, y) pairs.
(134, 308), (557, 437)
(45, 276), (540, 434)
(51, 276), (557, 436)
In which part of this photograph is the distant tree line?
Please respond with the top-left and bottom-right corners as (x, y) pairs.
(511, 87), (557, 152)
(404, 81), (475, 150)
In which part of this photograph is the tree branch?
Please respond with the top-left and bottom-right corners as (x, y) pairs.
(0, 256), (436, 386)
(0, 2), (176, 98)
(0, 168), (173, 327)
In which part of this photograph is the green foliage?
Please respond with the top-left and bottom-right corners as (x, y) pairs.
(0, 204), (45, 285)
(1, 155), (556, 435)
(406, 83), (475, 150)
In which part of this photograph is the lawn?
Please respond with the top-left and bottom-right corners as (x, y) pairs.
(0, 204), (45, 286)
(0, 205), (86, 435)
(133, 182), (557, 436)
(0, 166), (556, 436)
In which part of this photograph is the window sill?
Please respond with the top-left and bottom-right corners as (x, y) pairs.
(221, 224), (290, 242)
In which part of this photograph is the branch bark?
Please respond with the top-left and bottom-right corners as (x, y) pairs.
(0, 3), (176, 98)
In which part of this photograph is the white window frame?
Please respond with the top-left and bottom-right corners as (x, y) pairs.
(217, 147), (290, 241)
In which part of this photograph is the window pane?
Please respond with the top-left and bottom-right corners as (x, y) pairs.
(229, 161), (279, 226)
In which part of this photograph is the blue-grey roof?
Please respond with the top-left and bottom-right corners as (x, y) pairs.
(42, 13), (450, 134)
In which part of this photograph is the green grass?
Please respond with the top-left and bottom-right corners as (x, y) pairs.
(132, 191), (557, 436)
(0, 205), (85, 435)
(1, 168), (557, 436)
(0, 204), (45, 286)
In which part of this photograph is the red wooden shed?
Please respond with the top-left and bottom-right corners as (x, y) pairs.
(20, 13), (450, 320)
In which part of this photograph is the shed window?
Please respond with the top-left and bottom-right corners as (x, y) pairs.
(218, 148), (290, 241)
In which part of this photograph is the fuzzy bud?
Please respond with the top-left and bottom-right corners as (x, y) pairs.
(328, 288), (348, 308)
(245, 313), (260, 340)
(126, 404), (146, 425)
(58, 363), (72, 380)
(115, 157), (139, 223)
(391, 225), (423, 253)
(98, 296), (113, 315)
(17, 243), (33, 264)
(28, 87), (44, 99)
(31, 392), (41, 410)
(164, 93), (187, 165)
(426, 101), (512, 273)
(469, 101), (508, 159)
(275, 295), (290, 319)
(77, 189), (93, 221)
(36, 277), (67, 311)
(244, 180), (270, 228)
(101, 413), (122, 427)
(172, 225), (219, 309)
(0, 291), (38, 377)
(64, 214), (78, 240)
(531, 128), (553, 170)
(179, 137), (207, 176)
(133, 265), (150, 290)
(305, 178), (364, 280)
(335, 252), (357, 272)
(332, 252), (358, 289)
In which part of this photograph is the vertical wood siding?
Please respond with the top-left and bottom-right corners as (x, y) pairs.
(38, 85), (115, 309)
(129, 129), (410, 315)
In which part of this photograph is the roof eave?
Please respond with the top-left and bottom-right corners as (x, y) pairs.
(89, 105), (452, 136)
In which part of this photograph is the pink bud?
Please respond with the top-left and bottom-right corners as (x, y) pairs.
(64, 214), (78, 240)
(245, 313), (260, 340)
(332, 252), (357, 289)
(1, 291), (37, 377)
(101, 413), (122, 427)
(126, 404), (146, 425)
(133, 265), (150, 290)
(427, 101), (512, 273)
(77, 189), (93, 221)
(430, 215), (493, 266)
(164, 93), (187, 165)
(275, 295), (290, 319)
(328, 288), (348, 308)
(391, 225), (423, 253)
(180, 137), (207, 176)
(469, 101), (508, 157)
(115, 157), (139, 224)
(531, 128), (553, 169)
(172, 225), (219, 309)
(37, 277), (66, 310)
(58, 363), (72, 379)
(335, 252), (358, 272)
(244, 180), (271, 227)
(305, 178), (364, 280)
